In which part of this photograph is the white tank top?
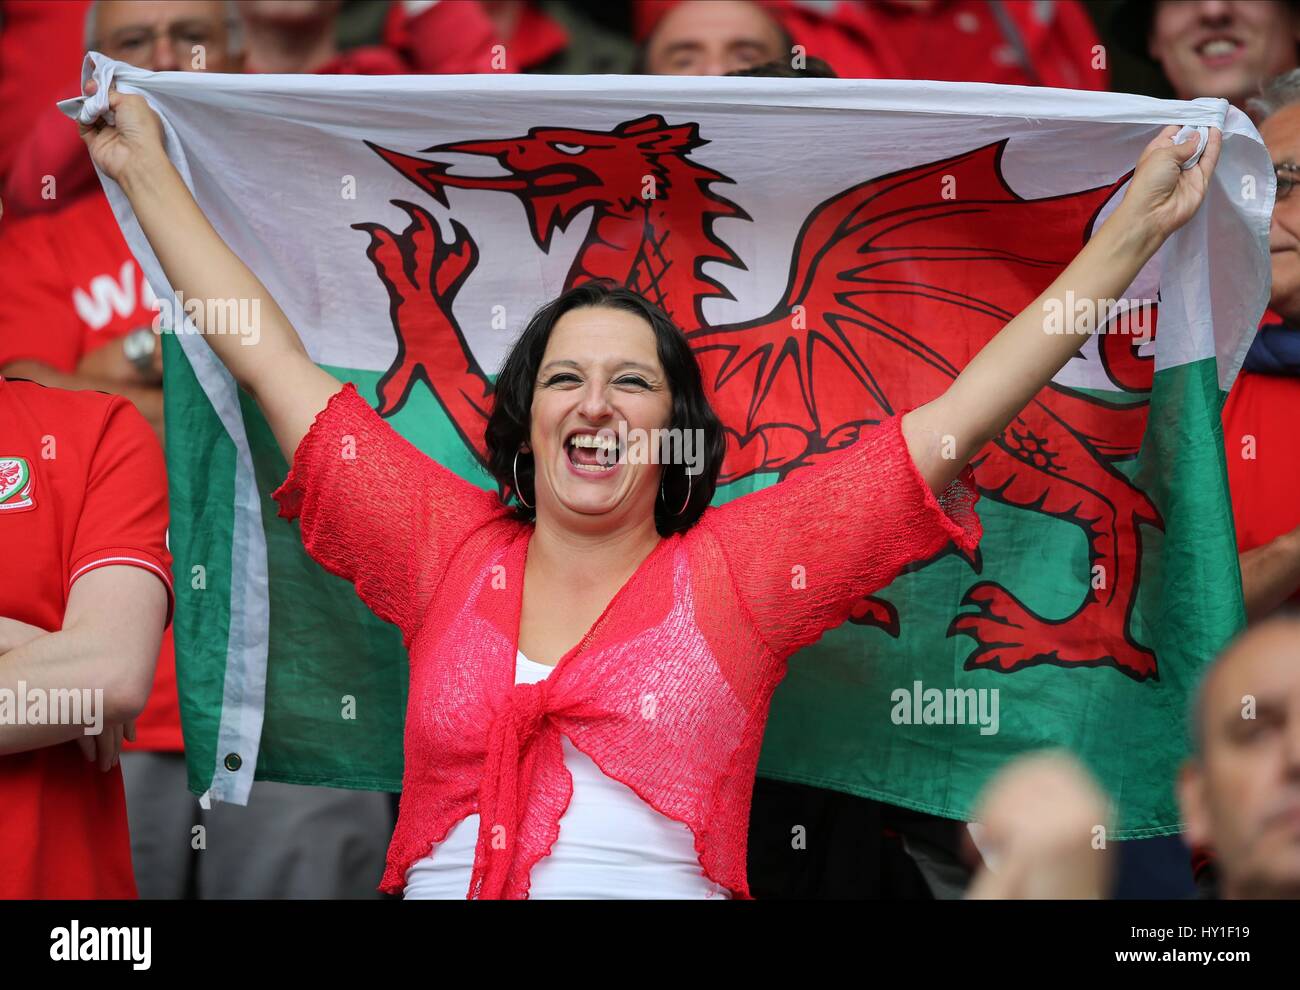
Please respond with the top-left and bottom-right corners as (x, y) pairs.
(403, 651), (731, 899)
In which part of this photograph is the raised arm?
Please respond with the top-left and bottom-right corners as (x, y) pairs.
(903, 126), (1223, 493)
(76, 82), (341, 462)
(701, 408), (981, 660)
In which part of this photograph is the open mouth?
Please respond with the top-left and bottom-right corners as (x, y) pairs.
(532, 168), (585, 192)
(565, 430), (623, 474)
(1195, 36), (1243, 66)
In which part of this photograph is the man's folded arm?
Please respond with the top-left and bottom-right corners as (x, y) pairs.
(0, 565), (166, 756)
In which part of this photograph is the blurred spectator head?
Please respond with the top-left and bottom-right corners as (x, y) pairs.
(1135, 0), (1300, 106)
(726, 56), (837, 79)
(644, 0), (791, 76)
(1249, 70), (1300, 320)
(238, 0), (342, 27)
(235, 1), (362, 76)
(1179, 606), (1300, 898)
(86, 0), (241, 72)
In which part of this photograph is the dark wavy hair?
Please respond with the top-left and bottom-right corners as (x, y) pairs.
(484, 281), (726, 536)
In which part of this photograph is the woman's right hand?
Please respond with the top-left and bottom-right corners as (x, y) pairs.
(72, 73), (345, 462)
(77, 79), (167, 187)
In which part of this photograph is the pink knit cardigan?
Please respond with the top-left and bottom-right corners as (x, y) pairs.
(272, 383), (982, 898)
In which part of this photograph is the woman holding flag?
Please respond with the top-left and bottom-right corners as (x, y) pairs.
(77, 80), (1220, 899)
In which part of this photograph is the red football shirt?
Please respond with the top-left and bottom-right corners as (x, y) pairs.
(0, 376), (173, 898)
(1222, 368), (1300, 604)
(0, 192), (182, 751)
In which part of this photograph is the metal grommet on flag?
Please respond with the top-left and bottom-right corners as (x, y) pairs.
(223, 753), (243, 772)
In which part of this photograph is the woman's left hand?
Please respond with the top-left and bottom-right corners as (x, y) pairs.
(1117, 124), (1222, 243)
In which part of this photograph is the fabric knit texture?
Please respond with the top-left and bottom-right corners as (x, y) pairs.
(271, 383), (982, 899)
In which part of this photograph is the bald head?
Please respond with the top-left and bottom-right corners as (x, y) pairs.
(1180, 608), (1300, 898)
(1191, 610), (1300, 750)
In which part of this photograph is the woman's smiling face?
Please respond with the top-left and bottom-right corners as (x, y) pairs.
(528, 305), (673, 529)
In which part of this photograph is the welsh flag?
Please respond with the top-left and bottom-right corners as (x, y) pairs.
(71, 55), (1271, 835)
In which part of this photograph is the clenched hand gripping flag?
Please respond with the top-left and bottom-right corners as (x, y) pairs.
(66, 54), (1271, 835)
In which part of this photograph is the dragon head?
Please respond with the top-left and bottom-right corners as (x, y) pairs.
(367, 115), (704, 251)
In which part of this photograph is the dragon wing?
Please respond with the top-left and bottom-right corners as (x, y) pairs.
(689, 142), (1128, 481)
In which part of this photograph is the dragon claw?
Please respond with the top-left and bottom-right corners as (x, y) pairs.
(848, 596), (900, 637)
(354, 200), (489, 430)
(950, 581), (1157, 680)
(434, 219), (477, 297)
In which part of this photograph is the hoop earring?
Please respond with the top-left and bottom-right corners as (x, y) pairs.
(661, 466), (692, 516)
(513, 447), (533, 509)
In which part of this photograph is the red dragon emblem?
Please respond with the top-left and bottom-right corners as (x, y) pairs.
(353, 115), (1163, 681)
